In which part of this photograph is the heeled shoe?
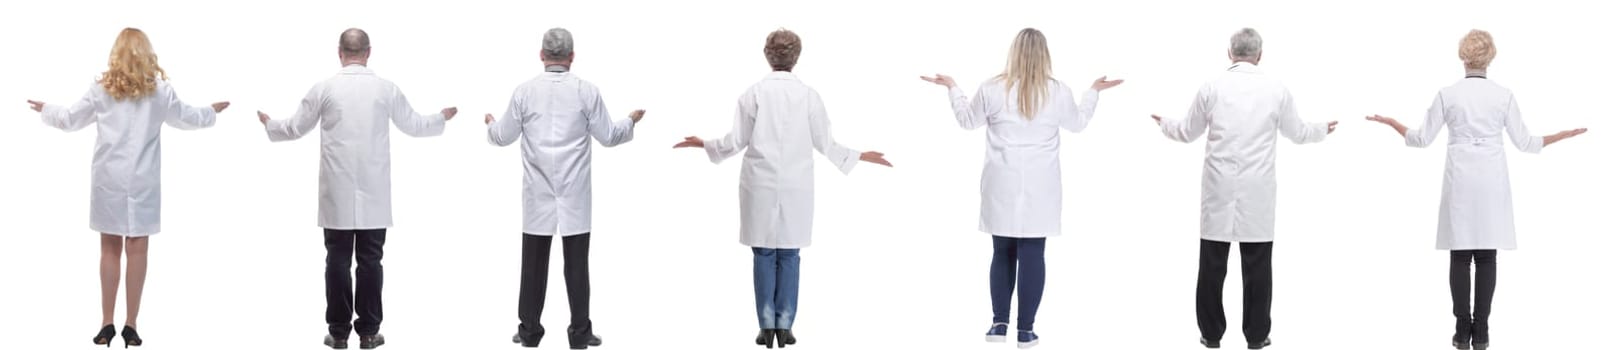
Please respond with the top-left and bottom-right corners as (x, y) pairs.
(92, 324), (116, 347)
(776, 329), (796, 346)
(755, 329), (776, 349)
(119, 325), (142, 348)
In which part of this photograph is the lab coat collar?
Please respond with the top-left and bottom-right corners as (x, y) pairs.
(545, 64), (570, 73)
(765, 71), (799, 81)
(1228, 62), (1262, 74)
(340, 64), (373, 75)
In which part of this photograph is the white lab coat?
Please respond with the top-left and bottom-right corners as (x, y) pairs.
(703, 72), (861, 249)
(1404, 77), (1542, 250)
(488, 68), (635, 236)
(264, 64), (447, 230)
(945, 79), (1101, 238)
(1157, 63), (1330, 243)
(40, 80), (218, 236)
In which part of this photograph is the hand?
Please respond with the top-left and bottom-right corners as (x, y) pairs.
(26, 100), (45, 112)
(919, 74), (956, 88)
(629, 109), (645, 124)
(1150, 114), (1163, 125)
(859, 151), (892, 167)
(1091, 76), (1125, 91)
(211, 102), (230, 113)
(484, 113), (494, 125)
(673, 136), (704, 149)
(1326, 121), (1339, 134)
(1552, 128), (1589, 139)
(1364, 114), (1399, 126)
(441, 107), (458, 120)
(257, 111), (271, 125)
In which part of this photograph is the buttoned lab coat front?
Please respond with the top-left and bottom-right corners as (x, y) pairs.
(1404, 77), (1542, 250)
(703, 72), (861, 249)
(1157, 63), (1330, 243)
(265, 65), (446, 230)
(946, 79), (1101, 238)
(488, 70), (635, 236)
(42, 81), (218, 236)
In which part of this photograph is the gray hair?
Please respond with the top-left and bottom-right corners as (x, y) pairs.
(542, 28), (573, 60)
(339, 28), (370, 56)
(1229, 27), (1262, 60)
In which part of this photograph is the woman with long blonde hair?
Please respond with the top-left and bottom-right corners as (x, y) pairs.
(25, 27), (228, 348)
(920, 28), (1122, 349)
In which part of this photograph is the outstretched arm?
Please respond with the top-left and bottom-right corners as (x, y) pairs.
(921, 74), (992, 130)
(263, 86), (326, 142)
(1057, 76), (1123, 133)
(388, 87), (450, 137)
(1502, 95), (1586, 151)
(584, 91), (636, 147)
(1153, 87), (1211, 143)
(807, 92), (891, 172)
(675, 91), (756, 163)
(486, 89), (525, 147)
(1275, 90), (1334, 144)
(31, 83), (100, 131)
(160, 83), (225, 130)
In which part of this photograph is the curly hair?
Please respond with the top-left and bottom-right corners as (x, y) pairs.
(764, 29), (801, 71)
(100, 28), (167, 101)
(1459, 29), (1496, 70)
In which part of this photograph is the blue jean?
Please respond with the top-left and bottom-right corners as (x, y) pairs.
(990, 236), (1046, 331)
(753, 248), (801, 330)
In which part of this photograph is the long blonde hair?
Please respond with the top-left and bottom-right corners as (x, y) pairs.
(100, 28), (167, 100)
(998, 28), (1053, 119)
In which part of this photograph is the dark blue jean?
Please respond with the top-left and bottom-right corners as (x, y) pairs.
(753, 248), (801, 330)
(990, 236), (1046, 331)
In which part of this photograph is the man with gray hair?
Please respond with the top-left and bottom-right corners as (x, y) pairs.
(1149, 27), (1337, 350)
(258, 27), (458, 350)
(486, 27), (639, 349)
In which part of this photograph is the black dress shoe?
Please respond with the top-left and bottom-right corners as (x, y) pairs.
(324, 335), (349, 350)
(1247, 338), (1271, 350)
(1200, 337), (1220, 349)
(358, 334), (385, 349)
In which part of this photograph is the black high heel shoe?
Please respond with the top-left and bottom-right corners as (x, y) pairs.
(120, 325), (142, 348)
(92, 324), (116, 347)
(755, 329), (776, 349)
(775, 329), (796, 347)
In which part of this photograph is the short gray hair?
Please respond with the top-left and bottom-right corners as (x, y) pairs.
(1229, 27), (1262, 60)
(542, 28), (573, 60)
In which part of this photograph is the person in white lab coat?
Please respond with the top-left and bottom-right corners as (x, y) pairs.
(1364, 29), (1586, 350)
(485, 27), (638, 350)
(918, 27), (1123, 349)
(25, 27), (227, 348)
(1149, 28), (1337, 350)
(672, 28), (892, 349)
(255, 28), (458, 350)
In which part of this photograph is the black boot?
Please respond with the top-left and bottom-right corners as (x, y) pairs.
(755, 329), (776, 349)
(1471, 320), (1489, 350)
(1452, 319), (1473, 350)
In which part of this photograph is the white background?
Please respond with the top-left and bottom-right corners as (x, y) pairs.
(2, 0), (1609, 349)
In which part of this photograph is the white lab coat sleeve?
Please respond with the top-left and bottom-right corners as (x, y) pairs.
(946, 84), (993, 130)
(40, 84), (99, 132)
(1276, 89), (1327, 144)
(160, 83), (217, 130)
(266, 86), (324, 142)
(1404, 92), (1448, 148)
(1501, 94), (1544, 154)
(1058, 87), (1101, 133)
(388, 87), (446, 137)
(585, 88), (634, 147)
(1160, 86), (1210, 142)
(807, 92), (860, 174)
(488, 88), (524, 146)
(703, 91), (756, 164)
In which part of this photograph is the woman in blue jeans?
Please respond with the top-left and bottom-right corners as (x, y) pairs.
(922, 28), (1122, 349)
(675, 28), (892, 348)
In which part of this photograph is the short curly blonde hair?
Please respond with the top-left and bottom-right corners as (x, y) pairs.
(1459, 29), (1496, 70)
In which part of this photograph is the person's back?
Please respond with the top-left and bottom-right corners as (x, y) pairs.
(741, 73), (829, 194)
(1198, 65), (1298, 184)
(1426, 79), (1523, 145)
(491, 70), (635, 234)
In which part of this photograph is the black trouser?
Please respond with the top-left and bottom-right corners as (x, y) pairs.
(325, 228), (386, 338)
(516, 233), (593, 348)
(1196, 239), (1273, 346)
(1450, 250), (1497, 341)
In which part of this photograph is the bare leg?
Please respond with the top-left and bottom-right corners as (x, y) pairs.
(123, 236), (149, 328)
(100, 234), (124, 327)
